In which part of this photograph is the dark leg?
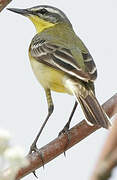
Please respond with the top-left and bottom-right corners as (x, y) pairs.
(29, 105), (53, 154)
(59, 101), (78, 136)
(29, 89), (54, 154)
(29, 89), (54, 177)
(58, 101), (78, 154)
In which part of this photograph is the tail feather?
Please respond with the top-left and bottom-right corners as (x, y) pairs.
(64, 78), (111, 129)
(78, 93), (111, 129)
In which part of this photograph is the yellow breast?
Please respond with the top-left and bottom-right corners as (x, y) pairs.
(29, 53), (70, 94)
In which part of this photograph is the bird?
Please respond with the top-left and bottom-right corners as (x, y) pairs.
(8, 5), (111, 154)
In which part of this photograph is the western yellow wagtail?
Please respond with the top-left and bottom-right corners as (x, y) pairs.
(8, 5), (111, 153)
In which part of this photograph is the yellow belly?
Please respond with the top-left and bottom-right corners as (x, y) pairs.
(29, 56), (69, 93)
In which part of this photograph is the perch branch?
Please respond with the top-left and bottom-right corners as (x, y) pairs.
(0, 0), (12, 12)
(2, 93), (117, 179)
(91, 114), (117, 180)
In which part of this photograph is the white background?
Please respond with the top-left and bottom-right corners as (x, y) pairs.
(0, 0), (117, 179)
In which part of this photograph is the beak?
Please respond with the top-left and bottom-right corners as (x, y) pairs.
(7, 8), (31, 16)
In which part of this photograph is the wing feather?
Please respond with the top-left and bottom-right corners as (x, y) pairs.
(30, 35), (97, 82)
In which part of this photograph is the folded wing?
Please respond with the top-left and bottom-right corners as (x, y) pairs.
(30, 34), (97, 82)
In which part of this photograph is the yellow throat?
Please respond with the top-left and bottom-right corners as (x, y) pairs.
(29, 15), (55, 33)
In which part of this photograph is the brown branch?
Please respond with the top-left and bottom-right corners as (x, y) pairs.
(0, 0), (12, 12)
(2, 93), (117, 179)
(90, 115), (117, 180)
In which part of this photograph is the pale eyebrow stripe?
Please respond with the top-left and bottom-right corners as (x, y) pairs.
(46, 7), (66, 18)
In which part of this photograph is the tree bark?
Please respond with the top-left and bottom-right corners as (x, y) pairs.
(91, 115), (117, 180)
(0, 0), (12, 12)
(2, 93), (117, 179)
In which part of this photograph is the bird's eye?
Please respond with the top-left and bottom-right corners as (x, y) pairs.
(39, 8), (48, 15)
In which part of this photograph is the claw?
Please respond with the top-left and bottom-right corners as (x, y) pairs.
(64, 151), (66, 157)
(33, 170), (38, 179)
(29, 145), (45, 168)
(29, 143), (45, 178)
(29, 141), (38, 154)
(58, 125), (71, 156)
(38, 150), (45, 169)
(58, 123), (69, 136)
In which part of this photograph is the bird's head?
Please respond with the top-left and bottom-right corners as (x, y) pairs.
(8, 5), (72, 33)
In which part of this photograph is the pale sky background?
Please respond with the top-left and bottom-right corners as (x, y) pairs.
(0, 0), (117, 179)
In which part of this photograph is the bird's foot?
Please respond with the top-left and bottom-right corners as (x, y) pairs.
(58, 123), (71, 157)
(29, 142), (38, 154)
(29, 143), (45, 178)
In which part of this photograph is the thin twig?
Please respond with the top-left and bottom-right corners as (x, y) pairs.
(91, 114), (117, 180)
(2, 93), (117, 179)
(0, 0), (12, 12)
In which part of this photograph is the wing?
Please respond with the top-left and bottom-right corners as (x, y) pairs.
(29, 34), (97, 82)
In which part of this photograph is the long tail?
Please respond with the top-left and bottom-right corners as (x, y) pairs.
(78, 93), (111, 128)
(65, 78), (111, 129)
